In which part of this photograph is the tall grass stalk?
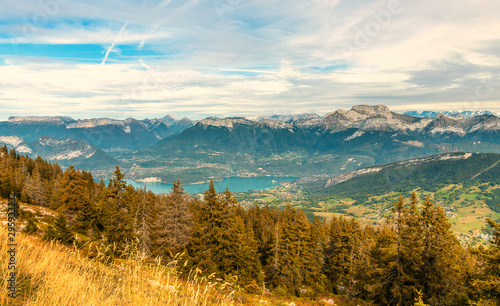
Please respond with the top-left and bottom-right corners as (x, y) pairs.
(0, 227), (234, 305)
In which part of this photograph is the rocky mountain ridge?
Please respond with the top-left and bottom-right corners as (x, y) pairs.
(190, 105), (500, 136)
(404, 110), (499, 118)
(0, 135), (116, 170)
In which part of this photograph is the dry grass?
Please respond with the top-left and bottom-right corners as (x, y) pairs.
(0, 227), (235, 305)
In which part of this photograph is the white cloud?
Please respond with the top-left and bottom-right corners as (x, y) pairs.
(1, 0), (500, 119)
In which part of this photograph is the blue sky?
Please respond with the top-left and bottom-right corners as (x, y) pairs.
(0, 0), (499, 120)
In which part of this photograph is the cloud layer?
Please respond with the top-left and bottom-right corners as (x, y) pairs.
(0, 0), (499, 120)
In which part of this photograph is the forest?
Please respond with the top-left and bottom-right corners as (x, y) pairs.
(1, 146), (500, 305)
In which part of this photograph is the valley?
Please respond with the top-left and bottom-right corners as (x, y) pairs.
(2, 105), (500, 184)
(234, 181), (500, 246)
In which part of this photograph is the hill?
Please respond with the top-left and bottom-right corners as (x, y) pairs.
(0, 222), (234, 305)
(317, 152), (500, 202)
(3, 148), (500, 304)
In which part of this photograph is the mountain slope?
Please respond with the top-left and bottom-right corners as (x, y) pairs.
(316, 152), (500, 201)
(0, 135), (117, 170)
(0, 117), (175, 152)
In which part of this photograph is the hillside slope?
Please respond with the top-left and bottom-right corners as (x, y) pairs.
(316, 152), (500, 201)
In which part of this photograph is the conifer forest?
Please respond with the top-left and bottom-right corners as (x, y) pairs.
(2, 146), (500, 305)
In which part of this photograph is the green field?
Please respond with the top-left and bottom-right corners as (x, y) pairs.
(234, 182), (500, 246)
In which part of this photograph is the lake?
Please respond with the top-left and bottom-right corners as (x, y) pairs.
(123, 176), (298, 194)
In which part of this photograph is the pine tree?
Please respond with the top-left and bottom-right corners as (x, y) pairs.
(42, 214), (75, 245)
(473, 219), (500, 303)
(189, 182), (254, 282)
(42, 224), (57, 241)
(295, 209), (313, 286)
(382, 193), (467, 305)
(24, 217), (38, 234)
(154, 179), (192, 257)
(265, 205), (303, 294)
(103, 166), (132, 249)
(189, 181), (230, 276)
(305, 216), (328, 291)
(328, 217), (365, 296)
(134, 190), (153, 257)
(54, 214), (75, 245)
(365, 225), (398, 305)
(59, 166), (96, 233)
(23, 168), (46, 206)
(239, 217), (264, 287)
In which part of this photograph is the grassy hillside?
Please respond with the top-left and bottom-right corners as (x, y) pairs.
(0, 201), (350, 305)
(0, 225), (235, 305)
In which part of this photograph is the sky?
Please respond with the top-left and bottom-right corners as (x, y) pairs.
(0, 0), (499, 120)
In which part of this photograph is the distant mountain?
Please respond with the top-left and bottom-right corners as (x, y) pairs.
(0, 117), (174, 152)
(140, 119), (173, 139)
(248, 113), (321, 122)
(404, 110), (499, 118)
(131, 105), (500, 182)
(3, 105), (500, 182)
(0, 135), (32, 154)
(159, 114), (178, 126)
(150, 117), (309, 155)
(0, 135), (117, 170)
(168, 117), (195, 134)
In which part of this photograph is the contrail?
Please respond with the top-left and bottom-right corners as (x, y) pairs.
(101, 0), (149, 65)
(101, 22), (129, 65)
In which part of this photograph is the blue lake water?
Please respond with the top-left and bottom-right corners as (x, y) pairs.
(121, 176), (298, 194)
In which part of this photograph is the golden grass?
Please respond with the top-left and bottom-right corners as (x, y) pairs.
(0, 227), (235, 305)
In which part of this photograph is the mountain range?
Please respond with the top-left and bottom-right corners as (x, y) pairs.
(1, 115), (194, 152)
(129, 105), (500, 182)
(404, 110), (499, 118)
(1, 105), (499, 181)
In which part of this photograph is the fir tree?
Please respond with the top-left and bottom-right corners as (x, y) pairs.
(325, 216), (363, 296)
(134, 190), (153, 257)
(473, 218), (500, 303)
(24, 217), (38, 234)
(42, 224), (57, 241)
(189, 181), (229, 276)
(103, 166), (132, 249)
(154, 179), (192, 257)
(54, 214), (75, 245)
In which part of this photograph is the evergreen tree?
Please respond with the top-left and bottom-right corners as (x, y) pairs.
(103, 166), (132, 249)
(471, 219), (500, 303)
(42, 214), (75, 245)
(42, 224), (57, 241)
(22, 170), (46, 206)
(134, 190), (153, 257)
(154, 179), (192, 257)
(189, 182), (260, 285)
(365, 225), (398, 305)
(54, 214), (75, 244)
(189, 181), (233, 276)
(305, 216), (328, 291)
(325, 216), (363, 296)
(59, 166), (96, 233)
(239, 217), (264, 286)
(265, 205), (303, 294)
(24, 217), (39, 234)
